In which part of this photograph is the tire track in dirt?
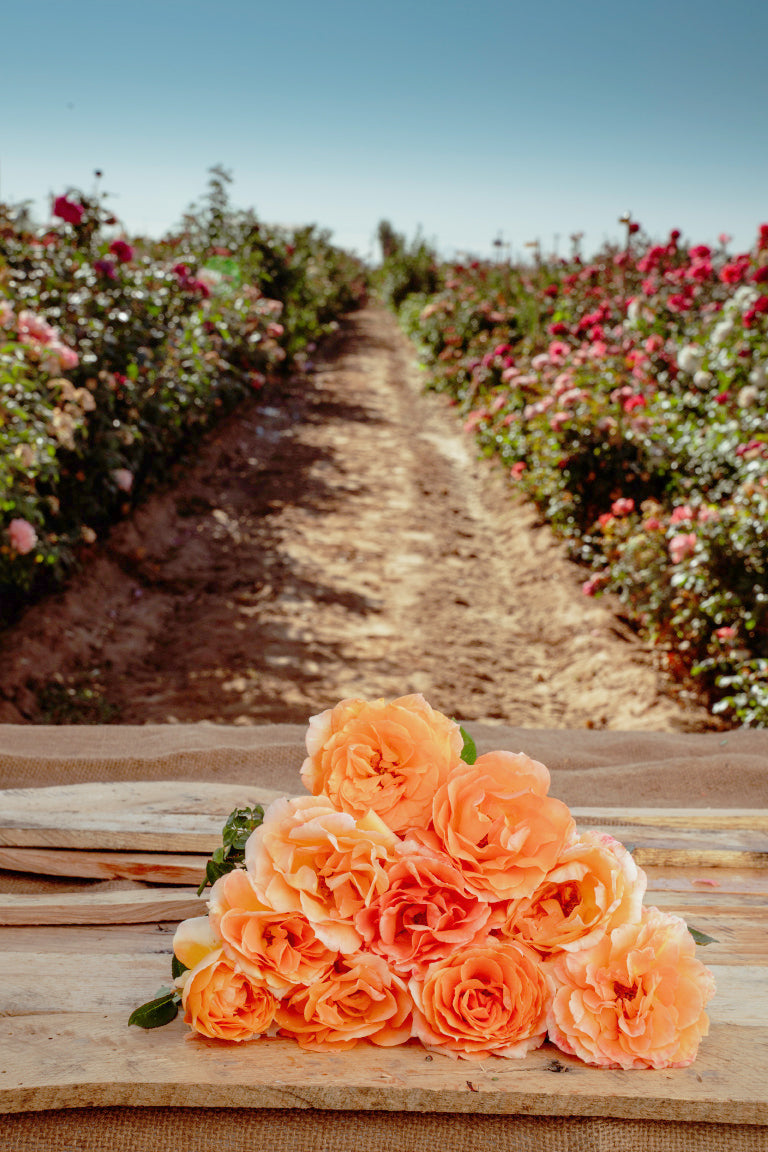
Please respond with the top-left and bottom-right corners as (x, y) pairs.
(0, 305), (715, 730)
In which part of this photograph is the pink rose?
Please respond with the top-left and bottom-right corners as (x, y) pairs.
(8, 518), (38, 555)
(610, 497), (635, 517)
(53, 195), (84, 226)
(111, 468), (134, 493)
(669, 532), (697, 563)
(670, 504), (694, 524)
(109, 238), (134, 263)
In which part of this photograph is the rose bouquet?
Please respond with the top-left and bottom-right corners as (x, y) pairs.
(130, 694), (716, 1069)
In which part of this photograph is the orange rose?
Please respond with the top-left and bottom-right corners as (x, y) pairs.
(245, 794), (399, 953)
(355, 840), (492, 976)
(409, 940), (549, 1059)
(300, 694), (463, 832)
(496, 831), (646, 955)
(431, 751), (575, 901)
(546, 905), (716, 1069)
(275, 952), (413, 1051)
(209, 864), (338, 995)
(181, 948), (278, 1042)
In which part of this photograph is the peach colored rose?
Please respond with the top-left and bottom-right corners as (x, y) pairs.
(208, 866), (338, 995)
(300, 694), (463, 833)
(496, 831), (646, 956)
(355, 839), (492, 976)
(409, 940), (549, 1059)
(245, 794), (399, 953)
(431, 751), (575, 902)
(276, 951), (413, 1051)
(546, 905), (716, 1069)
(181, 947), (278, 1042)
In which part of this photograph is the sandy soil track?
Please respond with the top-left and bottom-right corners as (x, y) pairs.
(0, 305), (715, 731)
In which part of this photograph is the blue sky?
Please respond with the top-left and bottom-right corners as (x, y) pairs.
(2, 0), (767, 261)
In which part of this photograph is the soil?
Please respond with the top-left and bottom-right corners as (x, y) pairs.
(0, 305), (717, 731)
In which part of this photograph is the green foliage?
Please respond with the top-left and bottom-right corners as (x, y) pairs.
(373, 223), (442, 310)
(197, 803), (265, 895)
(128, 988), (181, 1029)
(459, 725), (477, 764)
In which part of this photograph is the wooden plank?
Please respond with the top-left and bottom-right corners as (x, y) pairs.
(0, 781), (282, 851)
(0, 952), (172, 1015)
(571, 807), (768, 831)
(0, 922), (178, 954)
(0, 1012), (766, 1124)
(574, 824), (768, 869)
(0, 810), (766, 1126)
(0, 846), (209, 885)
(0, 782), (765, 865)
(0, 887), (203, 926)
(644, 865), (768, 895)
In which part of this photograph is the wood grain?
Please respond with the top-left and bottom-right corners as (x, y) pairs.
(0, 887), (203, 926)
(0, 846), (209, 884)
(0, 1012), (765, 1124)
(0, 781), (281, 851)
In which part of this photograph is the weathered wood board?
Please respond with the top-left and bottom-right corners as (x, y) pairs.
(0, 781), (281, 851)
(0, 846), (209, 884)
(0, 887), (203, 926)
(0, 786), (766, 1129)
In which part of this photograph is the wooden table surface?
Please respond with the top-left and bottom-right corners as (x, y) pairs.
(1, 782), (766, 1127)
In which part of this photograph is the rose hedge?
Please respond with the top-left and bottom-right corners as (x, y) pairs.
(392, 224), (768, 725)
(0, 181), (366, 625)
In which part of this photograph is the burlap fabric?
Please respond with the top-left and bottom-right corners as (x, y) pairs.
(2, 1108), (767, 1152)
(2, 721), (767, 1151)
(1, 721), (767, 804)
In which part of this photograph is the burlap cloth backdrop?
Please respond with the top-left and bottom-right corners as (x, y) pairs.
(1, 721), (767, 1152)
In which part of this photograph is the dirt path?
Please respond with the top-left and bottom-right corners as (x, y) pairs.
(0, 305), (715, 731)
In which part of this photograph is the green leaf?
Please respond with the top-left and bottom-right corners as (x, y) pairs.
(688, 926), (719, 946)
(171, 955), (189, 980)
(459, 726), (477, 765)
(196, 803), (266, 894)
(128, 992), (179, 1029)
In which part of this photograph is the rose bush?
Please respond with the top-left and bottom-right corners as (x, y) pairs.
(393, 222), (768, 724)
(0, 171), (367, 626)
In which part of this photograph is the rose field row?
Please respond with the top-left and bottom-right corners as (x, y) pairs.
(0, 171), (366, 626)
(376, 221), (768, 725)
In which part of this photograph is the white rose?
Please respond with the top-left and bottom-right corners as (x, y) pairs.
(737, 385), (760, 408)
(677, 344), (705, 374)
(711, 319), (734, 344)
